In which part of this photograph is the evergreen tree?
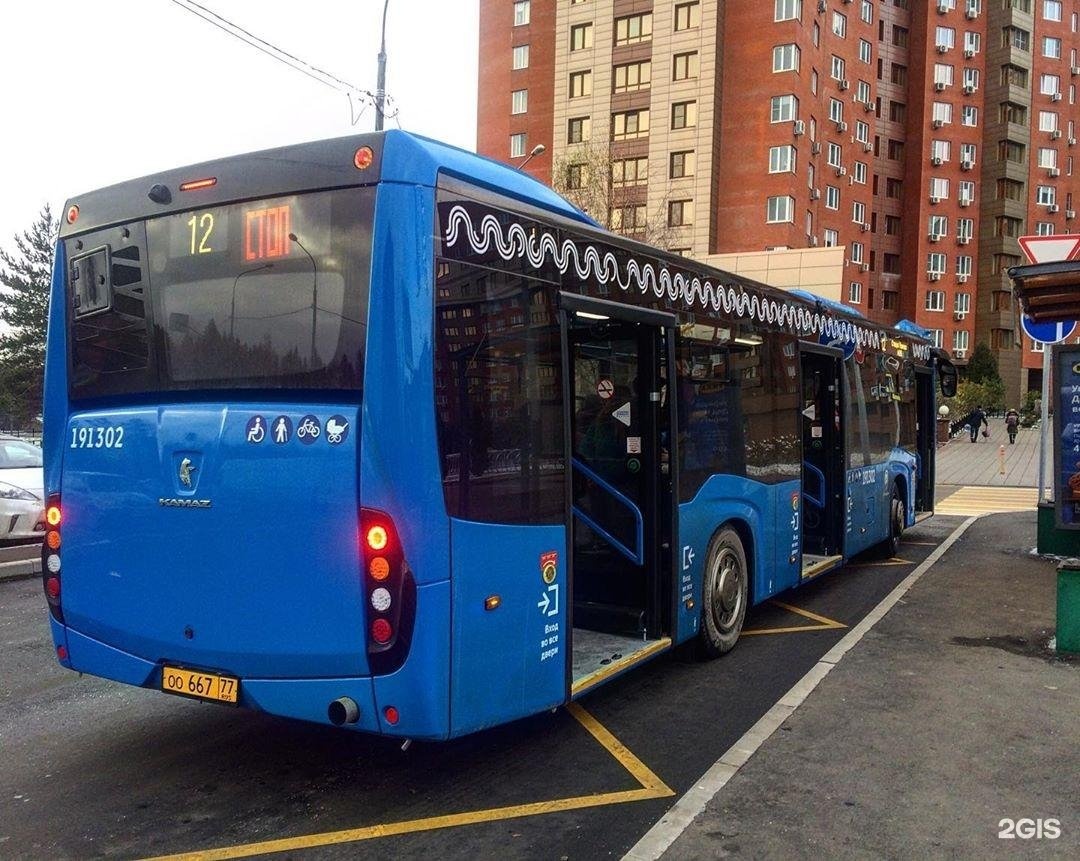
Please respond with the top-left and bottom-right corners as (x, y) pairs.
(965, 341), (1000, 385)
(0, 206), (57, 426)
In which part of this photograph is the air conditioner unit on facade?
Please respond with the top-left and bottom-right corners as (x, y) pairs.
(1052, 92), (1063, 102)
(961, 159), (973, 170)
(837, 121), (848, 132)
(836, 166), (847, 176)
(957, 275), (969, 284)
(954, 349), (967, 359)
(935, 81), (947, 92)
(812, 141), (822, 154)
(932, 119), (945, 129)
(937, 44), (949, 54)
(937, 1), (949, 13)
(862, 222), (871, 232)
(1049, 204), (1060, 213)
(958, 236), (971, 244)
(864, 101), (875, 112)
(809, 235), (819, 246)
(1051, 129), (1063, 139)
(930, 195), (943, 204)
(818, 0), (827, 12)
(964, 49), (975, 58)
(1069, 137), (1077, 146)
(864, 142), (873, 152)
(928, 272), (941, 281)
(963, 84), (976, 95)
(1068, 209), (1077, 219)
(793, 119), (806, 135)
(931, 156), (944, 166)
(860, 263), (870, 272)
(1072, 66), (1080, 76)
(1049, 167), (1061, 177)
(839, 79), (850, 91)
(959, 197), (972, 207)
(928, 232), (940, 242)
(966, 8), (977, 19)
(811, 187), (821, 199)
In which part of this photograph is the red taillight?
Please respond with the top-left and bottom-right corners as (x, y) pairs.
(56, 645), (68, 661)
(371, 618), (393, 644)
(42, 494), (64, 623)
(383, 706), (400, 725)
(66, 204), (79, 224)
(353, 146), (374, 170)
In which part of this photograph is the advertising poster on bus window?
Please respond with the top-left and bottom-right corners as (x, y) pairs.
(1053, 344), (1080, 529)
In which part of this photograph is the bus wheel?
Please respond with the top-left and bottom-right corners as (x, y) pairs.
(882, 487), (905, 558)
(699, 527), (748, 659)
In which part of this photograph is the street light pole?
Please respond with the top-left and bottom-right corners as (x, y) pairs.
(518, 143), (545, 172)
(375, 0), (389, 131)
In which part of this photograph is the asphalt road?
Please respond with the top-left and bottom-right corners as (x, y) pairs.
(0, 515), (963, 860)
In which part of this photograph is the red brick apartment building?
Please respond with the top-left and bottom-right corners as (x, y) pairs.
(477, 0), (1080, 400)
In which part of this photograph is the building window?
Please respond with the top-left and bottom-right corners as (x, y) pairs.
(569, 70), (592, 98)
(929, 214), (948, 238)
(1041, 74), (1062, 96)
(670, 150), (695, 179)
(965, 31), (981, 54)
(770, 94), (798, 123)
(1037, 185), (1057, 206)
(829, 98), (844, 124)
(1039, 110), (1059, 132)
(958, 181), (975, 204)
(570, 23), (594, 51)
(853, 161), (867, 184)
(1045, 0), (1063, 21)
(668, 200), (693, 227)
(566, 163), (587, 190)
(773, 44), (800, 73)
(676, 2), (702, 30)
(1036, 221), (1055, 236)
(672, 101), (697, 129)
(849, 282), (862, 304)
(925, 290), (946, 311)
(673, 52), (700, 81)
(860, 1), (872, 24)
(832, 11), (847, 38)
(512, 45), (529, 69)
(511, 90), (527, 114)
(513, 1), (530, 26)
(612, 109), (650, 140)
(1044, 36), (1062, 59)
(610, 205), (647, 231)
(613, 61), (650, 93)
(510, 134), (526, 158)
(825, 185), (840, 210)
(859, 39), (872, 64)
(934, 64), (954, 87)
(933, 102), (953, 125)
(928, 253), (947, 277)
(963, 68), (980, 91)
(854, 121), (869, 144)
(851, 242), (864, 264)
(886, 178), (903, 199)
(957, 217), (974, 241)
(615, 13), (652, 45)
(953, 330), (970, 356)
(774, 0), (800, 22)
(824, 228), (839, 247)
(1038, 147), (1058, 169)
(827, 142), (842, 168)
(955, 292), (971, 314)
(567, 116), (591, 144)
(885, 215), (901, 235)
(852, 201), (866, 225)
(936, 27), (955, 50)
(769, 144), (796, 173)
(831, 55), (846, 81)
(1001, 64), (1027, 88)
(884, 253), (901, 274)
(932, 140), (951, 162)
(961, 105), (978, 127)
(766, 196), (794, 223)
(1003, 27), (1030, 51)
(612, 157), (648, 187)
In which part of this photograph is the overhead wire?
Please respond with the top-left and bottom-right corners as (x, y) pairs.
(168, 0), (400, 125)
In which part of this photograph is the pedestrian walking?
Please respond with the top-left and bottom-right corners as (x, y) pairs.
(1005, 407), (1020, 444)
(968, 405), (988, 443)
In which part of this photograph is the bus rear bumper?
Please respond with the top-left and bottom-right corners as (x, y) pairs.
(59, 627), (390, 735)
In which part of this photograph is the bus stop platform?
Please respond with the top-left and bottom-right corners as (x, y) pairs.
(637, 510), (1080, 858)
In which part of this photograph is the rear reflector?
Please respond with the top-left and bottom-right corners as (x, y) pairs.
(371, 618), (392, 644)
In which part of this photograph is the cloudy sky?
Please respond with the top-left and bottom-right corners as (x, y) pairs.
(0, 0), (479, 246)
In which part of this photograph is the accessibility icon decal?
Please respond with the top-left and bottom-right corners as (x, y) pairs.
(245, 416), (266, 444)
(272, 416), (293, 444)
(296, 415), (321, 445)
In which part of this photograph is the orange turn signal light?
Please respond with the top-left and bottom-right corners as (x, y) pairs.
(369, 556), (390, 581)
(46, 530), (61, 550)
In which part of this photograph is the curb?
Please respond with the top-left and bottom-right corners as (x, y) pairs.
(0, 559), (40, 583)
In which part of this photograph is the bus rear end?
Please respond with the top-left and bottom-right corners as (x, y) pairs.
(43, 139), (421, 735)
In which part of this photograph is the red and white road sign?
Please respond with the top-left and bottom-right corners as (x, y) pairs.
(1018, 233), (1080, 264)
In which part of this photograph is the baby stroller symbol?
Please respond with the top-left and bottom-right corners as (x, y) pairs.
(325, 415), (350, 445)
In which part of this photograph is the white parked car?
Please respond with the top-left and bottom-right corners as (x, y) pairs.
(0, 437), (45, 542)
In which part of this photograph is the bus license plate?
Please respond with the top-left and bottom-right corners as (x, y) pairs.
(161, 666), (239, 705)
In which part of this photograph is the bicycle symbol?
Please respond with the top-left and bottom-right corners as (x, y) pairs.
(297, 415), (321, 445)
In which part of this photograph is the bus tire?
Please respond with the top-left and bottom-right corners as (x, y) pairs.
(698, 526), (749, 659)
(880, 486), (905, 558)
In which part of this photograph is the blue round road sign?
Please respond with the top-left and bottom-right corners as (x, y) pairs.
(1020, 314), (1077, 345)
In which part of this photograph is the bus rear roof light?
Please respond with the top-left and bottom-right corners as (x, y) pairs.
(353, 146), (374, 170)
(179, 177), (218, 192)
(66, 205), (79, 224)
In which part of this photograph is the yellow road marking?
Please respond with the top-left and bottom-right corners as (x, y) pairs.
(935, 486), (1038, 516)
(742, 600), (847, 636)
(142, 705), (672, 861)
(847, 557), (913, 567)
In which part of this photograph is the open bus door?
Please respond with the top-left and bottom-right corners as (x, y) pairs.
(915, 368), (936, 516)
(559, 294), (677, 697)
(799, 345), (846, 579)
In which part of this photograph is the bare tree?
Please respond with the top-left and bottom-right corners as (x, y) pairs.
(551, 140), (678, 250)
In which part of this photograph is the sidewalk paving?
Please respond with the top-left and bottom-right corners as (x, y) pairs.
(935, 424), (1041, 488)
(655, 511), (1079, 859)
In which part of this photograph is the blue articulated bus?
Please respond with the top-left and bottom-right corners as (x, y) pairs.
(42, 131), (955, 739)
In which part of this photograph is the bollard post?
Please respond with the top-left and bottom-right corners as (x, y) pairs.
(1058, 559), (1080, 655)
(999, 444), (1006, 476)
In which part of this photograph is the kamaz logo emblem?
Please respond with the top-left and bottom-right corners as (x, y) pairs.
(158, 498), (212, 508)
